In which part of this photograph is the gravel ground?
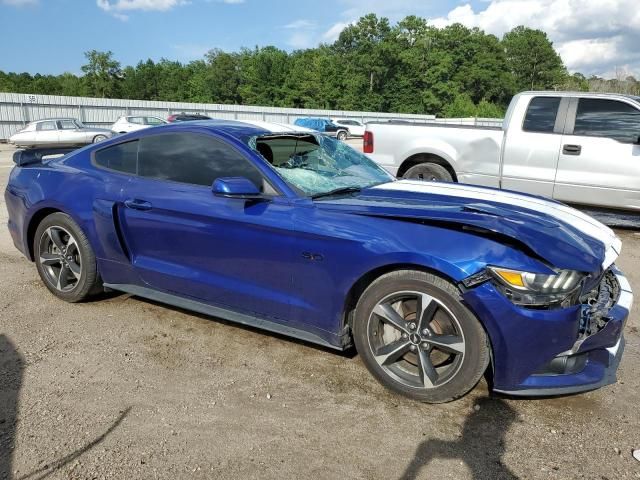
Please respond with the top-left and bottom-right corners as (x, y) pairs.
(0, 143), (639, 480)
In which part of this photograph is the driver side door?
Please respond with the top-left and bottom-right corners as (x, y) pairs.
(116, 131), (296, 321)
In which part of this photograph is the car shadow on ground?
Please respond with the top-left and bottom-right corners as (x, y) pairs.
(0, 334), (23, 480)
(125, 294), (359, 359)
(0, 334), (131, 480)
(398, 397), (519, 480)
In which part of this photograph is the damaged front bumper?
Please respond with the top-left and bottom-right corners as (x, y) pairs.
(462, 266), (632, 396)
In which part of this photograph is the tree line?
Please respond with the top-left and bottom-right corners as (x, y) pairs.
(1, 14), (637, 118)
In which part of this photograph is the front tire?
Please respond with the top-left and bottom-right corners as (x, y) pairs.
(34, 212), (102, 302)
(353, 270), (490, 403)
(337, 130), (348, 141)
(403, 162), (453, 182)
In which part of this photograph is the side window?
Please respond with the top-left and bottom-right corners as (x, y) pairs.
(522, 97), (561, 133)
(137, 133), (265, 190)
(58, 120), (76, 130)
(129, 117), (145, 125)
(573, 99), (640, 143)
(36, 121), (57, 131)
(94, 140), (138, 174)
(145, 117), (164, 126)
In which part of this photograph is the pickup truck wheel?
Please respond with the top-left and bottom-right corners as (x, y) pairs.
(403, 163), (452, 182)
(353, 270), (490, 403)
(337, 130), (348, 141)
(34, 212), (102, 303)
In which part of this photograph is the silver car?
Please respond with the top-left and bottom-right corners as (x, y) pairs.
(9, 118), (113, 148)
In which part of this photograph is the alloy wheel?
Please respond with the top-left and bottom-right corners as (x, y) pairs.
(367, 290), (465, 389)
(38, 226), (82, 292)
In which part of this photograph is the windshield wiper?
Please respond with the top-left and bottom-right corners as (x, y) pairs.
(311, 186), (362, 200)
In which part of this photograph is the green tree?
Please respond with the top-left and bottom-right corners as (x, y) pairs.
(81, 50), (122, 98)
(444, 93), (477, 117)
(206, 49), (241, 103)
(238, 46), (290, 106)
(502, 26), (566, 91)
(334, 13), (393, 111)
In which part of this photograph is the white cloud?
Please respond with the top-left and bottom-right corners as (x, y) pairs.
(284, 19), (315, 29)
(2, 0), (38, 5)
(283, 19), (320, 49)
(428, 0), (640, 77)
(96, 0), (187, 13)
(322, 21), (353, 43)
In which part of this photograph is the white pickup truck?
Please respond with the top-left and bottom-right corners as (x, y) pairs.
(364, 91), (640, 212)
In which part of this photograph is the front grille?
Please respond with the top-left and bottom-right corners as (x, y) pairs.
(577, 270), (620, 338)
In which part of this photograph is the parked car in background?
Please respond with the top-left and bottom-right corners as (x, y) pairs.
(331, 118), (366, 137)
(167, 113), (212, 122)
(111, 115), (167, 133)
(364, 91), (640, 213)
(5, 119), (629, 403)
(9, 118), (112, 148)
(294, 118), (349, 140)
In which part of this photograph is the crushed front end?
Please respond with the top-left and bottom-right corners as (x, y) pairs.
(461, 265), (632, 396)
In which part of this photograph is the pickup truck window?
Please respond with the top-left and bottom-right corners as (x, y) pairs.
(573, 99), (640, 143)
(522, 97), (561, 133)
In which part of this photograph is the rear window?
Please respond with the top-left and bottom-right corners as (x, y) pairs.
(36, 121), (57, 131)
(94, 140), (138, 174)
(522, 97), (561, 133)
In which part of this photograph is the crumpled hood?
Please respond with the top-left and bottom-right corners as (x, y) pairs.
(317, 180), (621, 273)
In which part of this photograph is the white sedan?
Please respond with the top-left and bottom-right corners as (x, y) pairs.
(111, 115), (167, 133)
(9, 118), (113, 148)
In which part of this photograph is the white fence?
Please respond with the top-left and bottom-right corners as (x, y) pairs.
(0, 92), (502, 141)
(0, 92), (503, 140)
(0, 92), (435, 140)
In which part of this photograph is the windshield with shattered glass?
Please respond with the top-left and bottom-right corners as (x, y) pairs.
(248, 133), (394, 197)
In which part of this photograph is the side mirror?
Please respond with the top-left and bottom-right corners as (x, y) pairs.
(212, 177), (264, 200)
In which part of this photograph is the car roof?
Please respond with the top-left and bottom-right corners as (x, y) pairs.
(520, 91), (640, 102)
(162, 119), (315, 138)
(30, 118), (77, 123)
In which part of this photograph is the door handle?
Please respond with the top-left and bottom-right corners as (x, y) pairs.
(562, 144), (582, 155)
(124, 199), (152, 211)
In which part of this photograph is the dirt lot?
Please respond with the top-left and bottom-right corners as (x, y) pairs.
(0, 143), (639, 480)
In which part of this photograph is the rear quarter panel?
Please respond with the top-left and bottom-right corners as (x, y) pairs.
(366, 123), (503, 185)
(6, 151), (123, 265)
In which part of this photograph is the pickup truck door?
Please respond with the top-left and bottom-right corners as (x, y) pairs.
(554, 97), (640, 211)
(500, 96), (568, 197)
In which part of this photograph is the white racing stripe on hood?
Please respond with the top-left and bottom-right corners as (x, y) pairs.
(374, 180), (621, 270)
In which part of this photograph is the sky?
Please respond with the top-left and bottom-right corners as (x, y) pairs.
(1, 0), (639, 78)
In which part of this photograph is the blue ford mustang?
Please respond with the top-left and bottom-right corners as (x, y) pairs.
(4, 120), (632, 403)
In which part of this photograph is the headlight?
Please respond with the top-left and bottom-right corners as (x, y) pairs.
(487, 267), (585, 308)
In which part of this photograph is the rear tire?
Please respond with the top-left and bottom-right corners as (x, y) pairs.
(353, 270), (490, 403)
(93, 134), (108, 143)
(34, 212), (102, 302)
(403, 162), (453, 182)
